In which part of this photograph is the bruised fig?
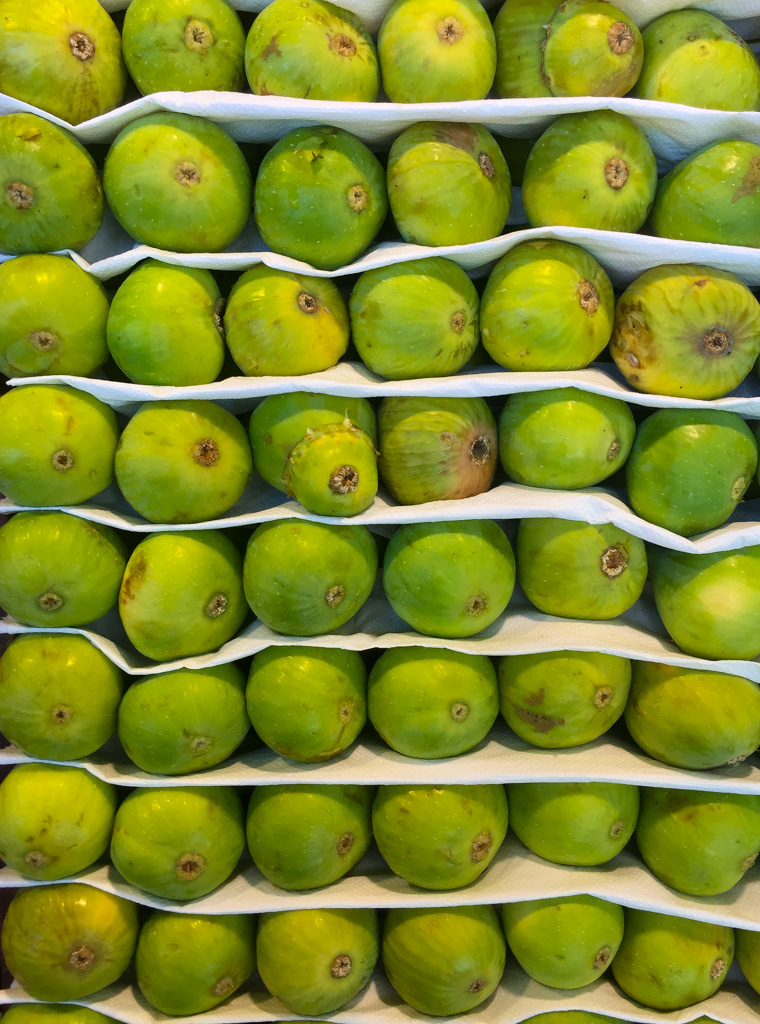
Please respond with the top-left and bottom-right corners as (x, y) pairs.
(282, 421), (378, 516)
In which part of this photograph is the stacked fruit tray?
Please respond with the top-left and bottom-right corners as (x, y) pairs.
(5, 1), (760, 1024)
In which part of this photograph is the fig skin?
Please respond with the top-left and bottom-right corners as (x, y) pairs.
(245, 0), (379, 101)
(737, 929), (760, 996)
(494, 0), (555, 98)
(0, 254), (109, 378)
(282, 421), (378, 517)
(0, 1007), (118, 1024)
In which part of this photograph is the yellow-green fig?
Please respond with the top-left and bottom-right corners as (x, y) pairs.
(494, 0), (555, 98)
(282, 421), (378, 516)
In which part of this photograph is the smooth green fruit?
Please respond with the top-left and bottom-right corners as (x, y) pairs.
(0, 113), (104, 255)
(0, 634), (123, 761)
(0, 1006), (118, 1024)
(378, 397), (497, 504)
(499, 650), (631, 749)
(542, 1), (642, 97)
(494, 0), (555, 98)
(611, 264), (760, 399)
(246, 646), (366, 761)
(1, 883), (139, 1000)
(247, 784), (372, 889)
(350, 257), (479, 380)
(633, 10), (760, 111)
(282, 422), (378, 516)
(368, 647), (498, 759)
(653, 140), (760, 249)
(123, 0), (246, 94)
(737, 929), (760, 996)
(106, 261), (225, 386)
(0, 512), (127, 628)
(117, 663), (249, 775)
(245, 0), (379, 100)
(243, 519), (377, 636)
(119, 529), (248, 661)
(0, 385), (118, 507)
(649, 544), (760, 660)
(507, 780), (639, 865)
(0, 763), (116, 880)
(636, 787), (760, 896)
(523, 110), (657, 232)
(0, 255), (109, 377)
(611, 909), (733, 1009)
(501, 895), (624, 988)
(254, 125), (387, 270)
(499, 388), (634, 488)
(249, 392), (376, 493)
(520, 1015), (623, 1024)
(373, 783), (508, 889)
(384, 519), (515, 638)
(0, 0), (126, 124)
(257, 908), (378, 1014)
(480, 240), (615, 371)
(517, 518), (647, 620)
(624, 661), (760, 770)
(378, 0), (496, 102)
(104, 112), (252, 253)
(626, 409), (758, 535)
(111, 785), (245, 900)
(225, 265), (349, 377)
(388, 121), (510, 246)
(136, 911), (255, 1015)
(382, 905), (505, 1015)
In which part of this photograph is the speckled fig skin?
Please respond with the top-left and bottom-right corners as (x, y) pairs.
(246, 646), (366, 761)
(737, 930), (760, 996)
(383, 519), (515, 638)
(256, 908), (379, 1015)
(0, 512), (127, 629)
(387, 122), (511, 246)
(0, 634), (124, 761)
(1, 883), (139, 1001)
(282, 422), (378, 516)
(123, 0), (246, 95)
(625, 661), (760, 771)
(0, 113), (104, 255)
(507, 780), (639, 865)
(494, 0), (555, 98)
(499, 650), (631, 749)
(117, 663), (249, 776)
(542, 1), (642, 97)
(1, 1006), (119, 1024)
(0, 385), (119, 507)
(653, 140), (760, 249)
(104, 113), (252, 253)
(636, 787), (760, 897)
(611, 264), (760, 399)
(517, 518), (647, 620)
(225, 265), (349, 377)
(136, 911), (255, 1016)
(373, 783), (508, 889)
(111, 785), (245, 900)
(499, 388), (634, 489)
(480, 240), (615, 371)
(249, 392), (376, 493)
(119, 530), (248, 661)
(350, 257), (479, 380)
(649, 544), (760, 660)
(379, 0), (496, 103)
(501, 895), (624, 988)
(626, 409), (758, 536)
(611, 909), (733, 1010)
(247, 784), (372, 890)
(254, 125), (387, 270)
(633, 9), (760, 111)
(522, 110), (657, 232)
(382, 905), (505, 1015)
(0, 255), (109, 378)
(0, 763), (116, 881)
(0, 0), (126, 125)
(107, 261), (225, 386)
(245, 0), (378, 100)
(368, 646), (498, 759)
(378, 397), (497, 505)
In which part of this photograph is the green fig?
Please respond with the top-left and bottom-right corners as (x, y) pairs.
(519, 1015), (623, 1024)
(737, 929), (760, 996)
(282, 421), (378, 516)
(0, 255), (109, 378)
(542, 1), (642, 97)
(493, 0), (555, 98)
(499, 650), (631, 749)
(0, 1006), (118, 1024)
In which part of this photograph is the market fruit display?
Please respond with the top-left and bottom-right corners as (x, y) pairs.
(281, 420), (378, 516)
(245, 0), (379, 101)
